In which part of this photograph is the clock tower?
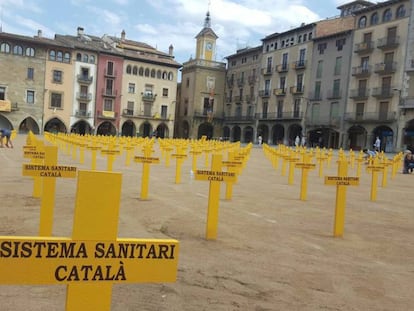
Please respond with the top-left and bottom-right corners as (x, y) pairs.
(195, 11), (218, 61)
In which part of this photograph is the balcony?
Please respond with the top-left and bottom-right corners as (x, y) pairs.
(273, 88), (286, 96)
(306, 116), (340, 127)
(261, 67), (273, 76)
(255, 111), (302, 120)
(291, 60), (306, 70)
(226, 78), (234, 88)
(75, 110), (91, 118)
(76, 92), (92, 101)
(97, 110), (117, 120)
(400, 97), (414, 109)
(351, 66), (372, 77)
(344, 111), (396, 123)
(104, 69), (117, 77)
(233, 95), (243, 102)
(349, 88), (369, 100)
(77, 74), (93, 84)
(224, 114), (254, 123)
(377, 36), (399, 50)
(102, 88), (117, 98)
(290, 85), (304, 95)
(308, 92), (322, 101)
(276, 64), (289, 73)
(326, 89), (342, 100)
(374, 62), (397, 75)
(122, 109), (134, 116)
(259, 90), (271, 98)
(371, 87), (394, 99)
(142, 93), (156, 102)
(354, 41), (374, 54)
(248, 75), (256, 85)
(237, 78), (245, 87)
(193, 109), (224, 121)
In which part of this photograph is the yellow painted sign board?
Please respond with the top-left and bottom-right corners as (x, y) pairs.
(195, 170), (236, 182)
(101, 150), (120, 155)
(171, 154), (187, 159)
(295, 163), (316, 169)
(134, 156), (160, 164)
(222, 161), (242, 167)
(367, 165), (384, 171)
(22, 164), (77, 178)
(0, 237), (179, 284)
(325, 176), (359, 186)
(23, 151), (45, 159)
(23, 145), (37, 151)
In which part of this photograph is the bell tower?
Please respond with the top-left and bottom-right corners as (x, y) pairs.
(195, 11), (218, 61)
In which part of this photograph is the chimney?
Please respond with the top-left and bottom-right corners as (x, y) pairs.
(77, 27), (84, 37)
(169, 44), (174, 56)
(37, 30), (42, 38)
(121, 30), (126, 41)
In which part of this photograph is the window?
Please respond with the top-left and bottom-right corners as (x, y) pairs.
(13, 45), (23, 55)
(0, 86), (5, 100)
(330, 102), (339, 119)
(186, 78), (190, 87)
(298, 35), (302, 43)
(50, 93), (62, 108)
(303, 34), (307, 41)
(0, 42), (10, 53)
(316, 60), (323, 78)
(53, 70), (63, 83)
(49, 50), (56, 61)
(25, 47), (35, 57)
(293, 99), (300, 118)
(145, 68), (150, 77)
(26, 90), (35, 104)
(336, 38), (346, 51)
(334, 57), (342, 75)
(314, 81), (321, 100)
(27, 67), (34, 80)
(89, 55), (95, 64)
(157, 70), (162, 79)
(396, 5), (406, 18)
(57, 51), (63, 62)
(107, 61), (114, 75)
(76, 53), (82, 61)
(308, 32), (312, 40)
(83, 54), (88, 63)
(371, 12), (379, 25)
(358, 16), (367, 28)
(151, 69), (156, 78)
(63, 52), (71, 63)
(277, 100), (283, 118)
(318, 43), (327, 54)
(383, 9), (392, 22)
(168, 72), (174, 80)
(126, 65), (132, 74)
(104, 99), (113, 111)
(132, 66), (138, 75)
(333, 79), (341, 98)
(161, 105), (168, 119)
(128, 83), (135, 93)
(162, 71), (167, 79)
(162, 88), (168, 97)
(138, 67), (144, 76)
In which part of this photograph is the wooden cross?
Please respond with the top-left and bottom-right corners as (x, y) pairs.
(194, 153), (236, 240)
(0, 170), (179, 310)
(324, 157), (359, 237)
(134, 143), (160, 200)
(22, 145), (77, 236)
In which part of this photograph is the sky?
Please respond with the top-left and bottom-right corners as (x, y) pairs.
(0, 0), (379, 65)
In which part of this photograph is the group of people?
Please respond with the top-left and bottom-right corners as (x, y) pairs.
(0, 128), (13, 148)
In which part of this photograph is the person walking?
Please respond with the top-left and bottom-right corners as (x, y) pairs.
(0, 128), (14, 148)
(374, 136), (381, 152)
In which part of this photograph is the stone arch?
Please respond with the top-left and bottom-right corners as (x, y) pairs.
(19, 116), (39, 134)
(198, 122), (214, 139)
(121, 120), (136, 137)
(271, 124), (284, 145)
(231, 126), (241, 142)
(71, 120), (92, 135)
(44, 117), (67, 133)
(243, 126), (254, 143)
(96, 121), (116, 136)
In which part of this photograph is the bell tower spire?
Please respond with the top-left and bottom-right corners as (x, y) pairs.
(195, 9), (218, 61)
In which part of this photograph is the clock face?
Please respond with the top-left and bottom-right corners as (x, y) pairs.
(206, 42), (213, 51)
